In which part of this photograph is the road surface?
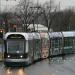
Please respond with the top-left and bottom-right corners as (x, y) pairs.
(0, 55), (75, 75)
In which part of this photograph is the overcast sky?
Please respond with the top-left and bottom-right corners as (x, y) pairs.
(34, 0), (75, 9)
(0, 0), (75, 12)
(55, 0), (75, 9)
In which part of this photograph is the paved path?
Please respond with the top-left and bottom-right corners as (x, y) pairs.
(0, 55), (75, 75)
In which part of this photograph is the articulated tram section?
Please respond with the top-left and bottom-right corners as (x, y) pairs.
(0, 31), (75, 66)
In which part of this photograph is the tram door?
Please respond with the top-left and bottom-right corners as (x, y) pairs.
(27, 33), (34, 63)
(33, 33), (41, 60)
(0, 39), (4, 61)
(50, 38), (62, 56)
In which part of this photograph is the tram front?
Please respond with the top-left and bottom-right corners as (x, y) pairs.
(4, 32), (29, 66)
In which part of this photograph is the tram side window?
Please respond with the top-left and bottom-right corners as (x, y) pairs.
(59, 39), (62, 47)
(64, 38), (73, 47)
(34, 39), (41, 55)
(52, 39), (59, 48)
(28, 40), (33, 53)
(35, 39), (41, 50)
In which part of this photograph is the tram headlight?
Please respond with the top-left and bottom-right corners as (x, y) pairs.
(7, 55), (10, 58)
(20, 55), (23, 58)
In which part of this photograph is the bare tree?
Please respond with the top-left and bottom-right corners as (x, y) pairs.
(15, 0), (59, 32)
(41, 0), (57, 31)
(16, 0), (34, 32)
(62, 9), (73, 31)
(2, 12), (10, 32)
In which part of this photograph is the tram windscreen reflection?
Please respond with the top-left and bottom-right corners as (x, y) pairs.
(7, 40), (25, 53)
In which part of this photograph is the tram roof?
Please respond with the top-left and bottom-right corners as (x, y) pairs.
(49, 32), (62, 38)
(62, 31), (75, 37)
(32, 33), (41, 39)
(40, 32), (49, 38)
(27, 33), (33, 40)
(4, 32), (31, 40)
(4, 32), (41, 40)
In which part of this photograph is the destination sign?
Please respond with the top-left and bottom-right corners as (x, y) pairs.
(7, 34), (25, 39)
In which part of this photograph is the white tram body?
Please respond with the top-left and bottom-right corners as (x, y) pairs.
(4, 32), (31, 66)
(3, 31), (75, 66)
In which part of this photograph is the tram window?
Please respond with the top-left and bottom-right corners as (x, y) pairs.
(64, 38), (73, 47)
(28, 40), (33, 52)
(58, 39), (62, 47)
(34, 39), (41, 51)
(7, 40), (25, 53)
(52, 39), (59, 48)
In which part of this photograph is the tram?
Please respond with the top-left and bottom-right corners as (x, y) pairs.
(3, 31), (75, 66)
(4, 32), (31, 66)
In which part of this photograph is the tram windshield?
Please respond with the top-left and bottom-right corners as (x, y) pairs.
(7, 40), (25, 53)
